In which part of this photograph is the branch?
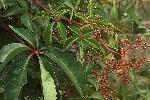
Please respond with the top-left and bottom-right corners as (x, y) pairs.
(32, 0), (82, 26)
(94, 33), (122, 57)
(61, 17), (82, 26)
(32, 0), (51, 14)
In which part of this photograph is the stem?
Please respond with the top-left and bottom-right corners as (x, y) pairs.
(31, 0), (82, 26)
(61, 17), (82, 26)
(94, 33), (122, 57)
(32, 0), (51, 14)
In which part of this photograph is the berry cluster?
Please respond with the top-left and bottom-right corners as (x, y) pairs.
(120, 38), (148, 71)
(93, 37), (148, 99)
(84, 51), (102, 64)
(93, 68), (118, 100)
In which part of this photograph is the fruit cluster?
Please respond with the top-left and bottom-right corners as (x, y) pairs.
(93, 68), (118, 100)
(93, 37), (148, 99)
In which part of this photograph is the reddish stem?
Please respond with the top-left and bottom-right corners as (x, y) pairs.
(61, 17), (82, 26)
(32, 0), (51, 14)
(31, 48), (43, 57)
(31, 0), (82, 26)
(94, 33), (122, 57)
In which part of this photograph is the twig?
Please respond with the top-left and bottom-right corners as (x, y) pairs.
(31, 0), (82, 26)
(32, 0), (51, 14)
(61, 17), (82, 26)
(94, 33), (122, 57)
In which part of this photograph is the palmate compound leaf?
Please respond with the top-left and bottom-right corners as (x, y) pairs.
(44, 49), (86, 99)
(3, 56), (30, 100)
(39, 57), (57, 100)
(0, 43), (29, 72)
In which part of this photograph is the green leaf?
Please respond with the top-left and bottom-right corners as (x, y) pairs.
(88, 0), (93, 17)
(45, 50), (86, 99)
(64, 0), (75, 20)
(64, 0), (74, 11)
(0, 0), (16, 8)
(43, 23), (54, 46)
(0, 43), (29, 72)
(84, 39), (105, 53)
(57, 22), (67, 43)
(111, 1), (118, 19)
(75, 13), (86, 20)
(43, 16), (51, 27)
(59, 8), (70, 15)
(79, 41), (84, 63)
(39, 57), (61, 99)
(21, 13), (33, 32)
(4, 56), (30, 100)
(17, 0), (27, 8)
(32, 20), (42, 47)
(131, 10), (141, 25)
(39, 57), (57, 100)
(64, 36), (78, 50)
(89, 92), (103, 100)
(70, 25), (80, 35)
(75, 0), (80, 9)
(0, 0), (5, 8)
(87, 78), (98, 89)
(9, 26), (37, 47)
(2, 5), (23, 17)
(125, 1), (141, 25)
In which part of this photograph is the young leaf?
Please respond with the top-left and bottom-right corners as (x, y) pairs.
(44, 49), (86, 99)
(84, 39), (105, 53)
(89, 92), (103, 100)
(4, 56), (30, 100)
(21, 13), (33, 32)
(57, 22), (67, 43)
(64, 35), (78, 50)
(75, 12), (86, 20)
(88, 0), (93, 17)
(9, 26), (36, 47)
(64, 0), (74, 11)
(39, 57), (57, 100)
(111, 1), (118, 19)
(70, 25), (80, 35)
(64, 0), (74, 20)
(75, 0), (80, 9)
(59, 9), (70, 15)
(0, 43), (29, 72)
(43, 23), (54, 46)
